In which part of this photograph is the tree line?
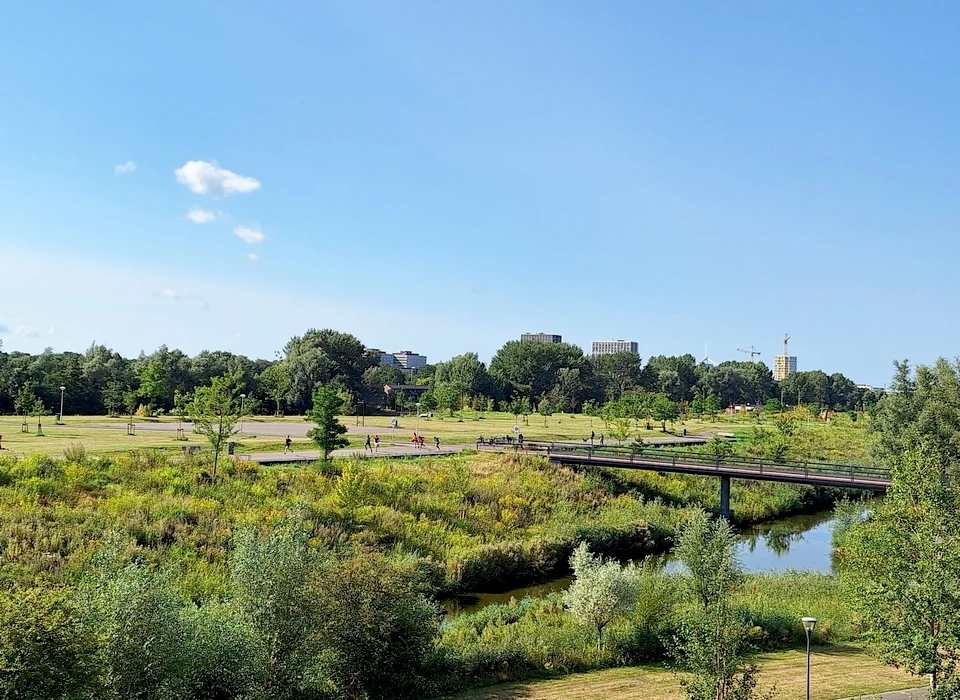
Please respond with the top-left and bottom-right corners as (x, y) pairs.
(0, 332), (883, 419)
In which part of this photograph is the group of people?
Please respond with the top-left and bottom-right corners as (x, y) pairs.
(405, 432), (441, 450)
(583, 431), (604, 446)
(282, 433), (440, 455)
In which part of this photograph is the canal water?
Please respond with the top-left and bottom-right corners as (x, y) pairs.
(446, 507), (843, 617)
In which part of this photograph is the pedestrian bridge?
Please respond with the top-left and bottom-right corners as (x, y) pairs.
(476, 441), (891, 517)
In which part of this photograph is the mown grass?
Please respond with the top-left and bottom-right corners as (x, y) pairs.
(444, 645), (920, 700)
(0, 410), (875, 465)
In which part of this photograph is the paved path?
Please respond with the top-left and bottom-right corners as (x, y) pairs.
(244, 442), (466, 464)
(86, 421), (409, 438)
(839, 688), (928, 699)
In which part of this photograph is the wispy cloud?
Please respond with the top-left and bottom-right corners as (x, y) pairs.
(175, 160), (260, 197)
(186, 208), (218, 223)
(114, 160), (137, 174)
(155, 288), (209, 311)
(234, 225), (265, 244)
(15, 325), (40, 337)
(48, 326), (55, 336)
(247, 253), (259, 262)
(0, 324), (8, 333)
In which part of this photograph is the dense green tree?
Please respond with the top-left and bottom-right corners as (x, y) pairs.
(489, 340), (592, 405)
(258, 361), (292, 416)
(651, 393), (680, 431)
(137, 359), (167, 411)
(642, 354), (699, 402)
(433, 352), (492, 399)
(284, 329), (375, 413)
(360, 363), (405, 411)
(305, 386), (349, 462)
(592, 351), (643, 401)
(870, 359), (960, 477)
(839, 444), (960, 697)
(699, 364), (748, 408)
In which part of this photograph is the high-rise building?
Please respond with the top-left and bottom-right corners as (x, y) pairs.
(591, 340), (638, 356)
(393, 350), (427, 370)
(521, 332), (562, 344)
(773, 333), (797, 381)
(773, 355), (797, 381)
(365, 348), (402, 367)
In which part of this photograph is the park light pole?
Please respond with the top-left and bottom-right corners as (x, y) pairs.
(801, 617), (817, 700)
(58, 386), (65, 424)
(239, 394), (246, 434)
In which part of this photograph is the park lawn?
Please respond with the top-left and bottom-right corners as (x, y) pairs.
(359, 410), (874, 463)
(447, 645), (921, 700)
(0, 411), (873, 464)
(0, 415), (367, 457)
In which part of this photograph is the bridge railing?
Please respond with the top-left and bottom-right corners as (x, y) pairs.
(478, 440), (891, 484)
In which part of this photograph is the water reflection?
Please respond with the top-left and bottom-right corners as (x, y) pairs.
(447, 505), (862, 617)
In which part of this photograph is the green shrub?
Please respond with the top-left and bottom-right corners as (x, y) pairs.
(0, 586), (95, 700)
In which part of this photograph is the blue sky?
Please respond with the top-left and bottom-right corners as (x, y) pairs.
(1, 2), (958, 385)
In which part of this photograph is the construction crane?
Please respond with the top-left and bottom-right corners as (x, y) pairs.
(737, 346), (761, 360)
(783, 333), (791, 356)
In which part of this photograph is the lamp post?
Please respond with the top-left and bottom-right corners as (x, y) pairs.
(801, 617), (817, 700)
(58, 386), (65, 424)
(239, 394), (246, 434)
(415, 402), (421, 434)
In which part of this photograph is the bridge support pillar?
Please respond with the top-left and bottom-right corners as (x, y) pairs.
(719, 476), (732, 519)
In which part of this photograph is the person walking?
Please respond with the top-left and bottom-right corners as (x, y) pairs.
(284, 435), (292, 453)
(365, 434), (372, 452)
(374, 435), (380, 451)
(599, 434), (604, 446)
(518, 433), (524, 449)
(590, 430), (595, 445)
(434, 435), (441, 451)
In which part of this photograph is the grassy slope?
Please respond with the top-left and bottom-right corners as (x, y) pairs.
(447, 646), (920, 700)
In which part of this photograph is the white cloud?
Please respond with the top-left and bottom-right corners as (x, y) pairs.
(175, 160), (260, 197)
(186, 208), (218, 223)
(160, 288), (178, 299)
(114, 160), (137, 174)
(247, 253), (259, 262)
(48, 326), (55, 336)
(234, 225), (265, 244)
(15, 326), (40, 337)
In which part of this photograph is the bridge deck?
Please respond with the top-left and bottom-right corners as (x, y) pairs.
(478, 442), (890, 491)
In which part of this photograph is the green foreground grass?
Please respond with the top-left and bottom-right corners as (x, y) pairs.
(447, 646), (920, 700)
